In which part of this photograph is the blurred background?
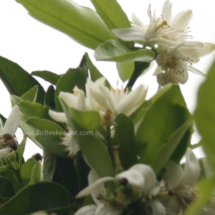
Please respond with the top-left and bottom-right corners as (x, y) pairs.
(0, 0), (214, 159)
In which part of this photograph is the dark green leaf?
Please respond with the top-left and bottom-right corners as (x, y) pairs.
(55, 68), (88, 111)
(16, 0), (115, 49)
(32, 70), (61, 85)
(45, 85), (56, 109)
(136, 85), (191, 165)
(16, 136), (27, 166)
(0, 56), (45, 104)
(95, 40), (155, 62)
(0, 182), (76, 215)
(0, 177), (15, 198)
(112, 114), (137, 169)
(21, 85), (38, 103)
(0, 114), (6, 124)
(26, 117), (68, 158)
(43, 149), (56, 181)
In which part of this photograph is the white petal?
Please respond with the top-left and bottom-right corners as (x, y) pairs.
(182, 148), (200, 185)
(95, 204), (121, 215)
(163, 161), (184, 189)
(48, 110), (68, 123)
(88, 170), (106, 205)
(76, 177), (114, 198)
(162, 0), (172, 23)
(149, 38), (178, 46)
(3, 105), (20, 135)
(171, 10), (193, 31)
(75, 205), (97, 215)
(132, 13), (147, 33)
(173, 59), (188, 84)
(153, 66), (163, 75)
(0, 148), (10, 158)
(59, 92), (77, 108)
(112, 28), (146, 42)
(150, 200), (166, 215)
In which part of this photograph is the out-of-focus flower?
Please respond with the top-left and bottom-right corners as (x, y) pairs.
(0, 106), (20, 158)
(160, 148), (200, 214)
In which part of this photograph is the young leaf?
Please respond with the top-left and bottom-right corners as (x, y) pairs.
(16, 0), (115, 49)
(117, 62), (134, 82)
(31, 70), (61, 85)
(55, 68), (88, 111)
(95, 40), (155, 62)
(21, 85), (38, 103)
(0, 182), (76, 214)
(0, 56), (45, 104)
(45, 85), (56, 109)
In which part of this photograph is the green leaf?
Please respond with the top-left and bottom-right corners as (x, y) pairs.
(68, 107), (101, 132)
(16, 0), (115, 49)
(184, 177), (215, 215)
(0, 182), (76, 214)
(55, 68), (88, 111)
(26, 117), (68, 158)
(45, 85), (56, 109)
(21, 158), (41, 186)
(0, 114), (6, 124)
(0, 56), (45, 104)
(136, 85), (191, 165)
(0, 177), (15, 199)
(151, 119), (193, 174)
(43, 149), (56, 181)
(21, 85), (38, 103)
(95, 40), (155, 62)
(85, 53), (103, 81)
(32, 70), (61, 85)
(195, 61), (215, 166)
(117, 62), (134, 82)
(112, 114), (137, 169)
(16, 136), (27, 166)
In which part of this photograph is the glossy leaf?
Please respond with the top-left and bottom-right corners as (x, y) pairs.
(117, 62), (134, 82)
(112, 114), (137, 169)
(43, 149), (56, 181)
(152, 119), (193, 174)
(32, 70), (61, 85)
(0, 177), (15, 199)
(26, 117), (68, 158)
(21, 158), (41, 186)
(45, 85), (56, 109)
(0, 182), (76, 214)
(21, 85), (38, 103)
(135, 85), (191, 165)
(0, 56), (45, 104)
(55, 68), (88, 111)
(16, 0), (115, 49)
(95, 40), (155, 62)
(195, 61), (215, 166)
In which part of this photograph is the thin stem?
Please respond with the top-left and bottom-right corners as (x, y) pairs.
(126, 61), (151, 90)
(106, 126), (115, 168)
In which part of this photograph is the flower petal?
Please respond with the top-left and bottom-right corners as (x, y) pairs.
(75, 205), (97, 215)
(181, 148), (200, 185)
(3, 106), (20, 135)
(76, 176), (114, 198)
(112, 28), (146, 42)
(150, 200), (166, 215)
(162, 0), (172, 23)
(171, 10), (192, 31)
(132, 13), (147, 33)
(95, 204), (121, 215)
(163, 161), (184, 189)
(0, 148), (11, 158)
(48, 110), (68, 123)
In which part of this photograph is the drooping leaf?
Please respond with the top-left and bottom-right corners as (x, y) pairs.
(135, 85), (191, 165)
(21, 85), (38, 103)
(16, 0), (115, 49)
(32, 70), (61, 85)
(112, 114), (137, 170)
(20, 158), (41, 186)
(26, 117), (68, 158)
(95, 40), (155, 62)
(195, 61), (215, 166)
(0, 182), (77, 214)
(117, 62), (134, 82)
(55, 68), (88, 111)
(0, 56), (45, 104)
(45, 85), (56, 109)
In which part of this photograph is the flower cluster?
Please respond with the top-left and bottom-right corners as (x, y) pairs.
(75, 149), (199, 215)
(112, 0), (215, 84)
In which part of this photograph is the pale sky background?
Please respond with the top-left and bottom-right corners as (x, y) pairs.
(0, 0), (215, 159)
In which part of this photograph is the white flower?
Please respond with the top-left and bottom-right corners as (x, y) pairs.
(75, 170), (121, 215)
(112, 0), (192, 45)
(87, 78), (147, 125)
(155, 42), (215, 84)
(160, 148), (200, 214)
(0, 106), (20, 158)
(76, 164), (165, 215)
